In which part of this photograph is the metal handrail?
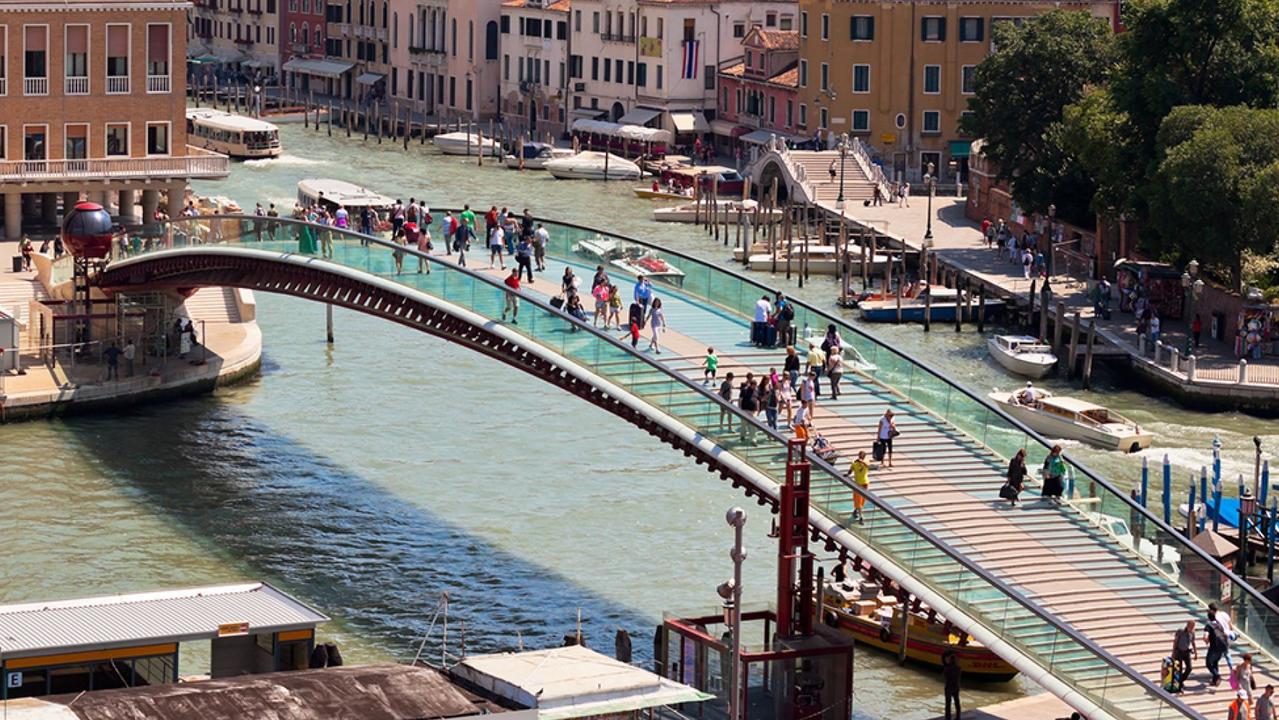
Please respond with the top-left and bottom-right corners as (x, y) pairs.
(492, 210), (1279, 624)
(141, 215), (1202, 718)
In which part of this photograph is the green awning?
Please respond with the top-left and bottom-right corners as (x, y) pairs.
(948, 140), (972, 158)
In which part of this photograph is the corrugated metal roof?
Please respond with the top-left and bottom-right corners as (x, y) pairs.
(0, 583), (328, 658)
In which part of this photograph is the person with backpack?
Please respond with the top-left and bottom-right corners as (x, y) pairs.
(1206, 612), (1231, 686)
(1210, 602), (1239, 671)
(774, 296), (794, 348)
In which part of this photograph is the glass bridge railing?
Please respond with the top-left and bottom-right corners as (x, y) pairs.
(120, 215), (1209, 719)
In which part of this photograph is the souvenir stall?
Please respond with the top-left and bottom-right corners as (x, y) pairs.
(1236, 289), (1278, 359)
(1114, 260), (1186, 320)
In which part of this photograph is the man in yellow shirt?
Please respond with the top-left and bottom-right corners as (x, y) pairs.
(849, 450), (870, 523)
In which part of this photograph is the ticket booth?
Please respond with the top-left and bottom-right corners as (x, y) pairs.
(0, 582), (328, 700)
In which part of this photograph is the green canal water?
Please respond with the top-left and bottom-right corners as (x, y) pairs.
(1, 122), (1273, 718)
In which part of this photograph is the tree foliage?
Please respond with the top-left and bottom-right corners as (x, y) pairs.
(1144, 106), (1279, 289)
(960, 10), (1115, 224)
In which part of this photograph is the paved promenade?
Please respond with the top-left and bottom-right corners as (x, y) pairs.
(0, 240), (261, 420)
(819, 195), (1279, 404)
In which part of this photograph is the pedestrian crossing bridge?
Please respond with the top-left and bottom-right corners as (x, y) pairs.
(97, 215), (1279, 720)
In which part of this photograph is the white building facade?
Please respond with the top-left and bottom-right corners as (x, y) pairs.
(498, 0), (571, 138)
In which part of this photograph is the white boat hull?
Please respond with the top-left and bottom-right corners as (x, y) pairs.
(988, 338), (1058, 379)
(654, 202), (780, 224)
(434, 133), (499, 156)
(987, 393), (1152, 452)
(547, 166), (641, 181)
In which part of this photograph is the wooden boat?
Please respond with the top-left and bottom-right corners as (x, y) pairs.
(632, 186), (692, 200)
(821, 579), (1018, 682)
(988, 334), (1058, 379)
(433, 131), (500, 156)
(653, 199), (781, 224)
(545, 151), (641, 181)
(800, 327), (877, 374)
(859, 287), (1004, 323)
(502, 142), (574, 170)
(987, 388), (1152, 452)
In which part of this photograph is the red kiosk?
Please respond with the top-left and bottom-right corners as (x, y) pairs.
(657, 440), (855, 720)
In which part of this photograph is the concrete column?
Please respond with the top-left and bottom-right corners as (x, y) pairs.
(92, 190), (111, 209)
(4, 193), (22, 241)
(41, 193), (59, 224)
(141, 190), (160, 223)
(166, 182), (185, 218)
(62, 191), (81, 217)
(118, 190), (136, 222)
(22, 193), (38, 219)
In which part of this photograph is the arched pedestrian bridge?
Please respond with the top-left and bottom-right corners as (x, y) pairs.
(98, 215), (1277, 720)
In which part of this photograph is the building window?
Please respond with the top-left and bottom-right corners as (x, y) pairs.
(800, 11), (807, 38)
(106, 24), (129, 93)
(591, 57), (598, 81)
(852, 64), (870, 93)
(922, 110), (940, 134)
(745, 50), (752, 70)
(106, 123), (129, 156)
(959, 17), (984, 42)
(64, 25), (89, 95)
(704, 65), (714, 90)
(574, 10), (580, 32)
(656, 64), (663, 89)
(146, 23), (170, 86)
(820, 13), (829, 40)
(798, 59), (807, 87)
(768, 96), (775, 124)
(64, 123), (88, 160)
(921, 17), (946, 42)
(780, 16), (792, 31)
(852, 110), (869, 133)
(0, 28), (8, 96)
(819, 107), (828, 130)
(961, 65), (976, 94)
(146, 122), (170, 155)
(733, 22), (745, 38)
(819, 62), (829, 92)
(786, 99), (793, 127)
(923, 65), (940, 94)
(960, 110), (975, 134)
(851, 16), (874, 41)
(592, 11), (599, 33)
(637, 62), (646, 87)
(503, 53), (509, 80)
(603, 58), (610, 82)
(895, 113), (906, 129)
(23, 25), (48, 95)
(766, 12), (776, 27)
(23, 125), (46, 160)
(798, 103), (807, 128)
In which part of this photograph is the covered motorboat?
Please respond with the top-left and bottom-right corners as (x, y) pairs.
(545, 151), (641, 181)
(503, 142), (574, 170)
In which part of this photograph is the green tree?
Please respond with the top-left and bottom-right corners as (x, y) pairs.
(1144, 106), (1279, 290)
(960, 9), (1115, 225)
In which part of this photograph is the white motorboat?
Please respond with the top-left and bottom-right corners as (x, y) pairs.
(1086, 511), (1181, 579)
(800, 327), (877, 374)
(988, 334), (1058, 379)
(433, 131), (500, 156)
(503, 142), (574, 170)
(572, 235), (622, 261)
(737, 243), (895, 277)
(608, 249), (685, 286)
(653, 199), (781, 224)
(544, 151), (641, 181)
(987, 388), (1152, 453)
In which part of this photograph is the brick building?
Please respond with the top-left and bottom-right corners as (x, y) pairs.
(0, 0), (229, 240)
(715, 26), (801, 147)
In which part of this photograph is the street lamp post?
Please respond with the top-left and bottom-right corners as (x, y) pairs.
(923, 162), (936, 241)
(1183, 259), (1202, 354)
(836, 134), (849, 207)
(723, 507), (747, 720)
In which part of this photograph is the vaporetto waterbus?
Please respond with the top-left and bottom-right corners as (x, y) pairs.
(186, 108), (282, 159)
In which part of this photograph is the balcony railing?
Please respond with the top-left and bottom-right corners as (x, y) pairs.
(65, 76), (89, 95)
(600, 32), (635, 43)
(107, 75), (130, 94)
(0, 146), (229, 183)
(24, 77), (48, 96)
(147, 75), (171, 93)
(235, 37), (254, 45)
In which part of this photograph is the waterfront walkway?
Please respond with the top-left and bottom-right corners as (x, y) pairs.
(820, 196), (1279, 406)
(0, 240), (261, 419)
(101, 217), (1278, 719)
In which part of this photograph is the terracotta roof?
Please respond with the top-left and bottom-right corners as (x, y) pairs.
(749, 29), (799, 51)
(720, 62), (746, 77)
(717, 61), (797, 89)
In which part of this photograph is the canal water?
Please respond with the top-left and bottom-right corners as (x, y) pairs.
(2, 122), (1273, 718)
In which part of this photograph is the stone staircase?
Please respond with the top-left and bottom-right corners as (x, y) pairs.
(0, 274), (50, 329)
(787, 150), (879, 204)
(181, 287), (241, 324)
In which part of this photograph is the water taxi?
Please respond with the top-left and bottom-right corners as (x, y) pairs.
(632, 185), (692, 200)
(297, 178), (394, 214)
(185, 108), (281, 159)
(988, 334), (1058, 379)
(987, 388), (1152, 453)
(502, 142), (574, 170)
(859, 287), (1004, 323)
(433, 131), (500, 156)
(545, 151), (641, 181)
(821, 578), (1018, 682)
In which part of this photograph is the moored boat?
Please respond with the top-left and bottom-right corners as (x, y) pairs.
(800, 327), (877, 374)
(502, 142), (573, 169)
(821, 578), (1018, 682)
(433, 131), (500, 156)
(632, 186), (692, 200)
(609, 249), (684, 286)
(987, 388), (1152, 452)
(653, 199), (780, 223)
(738, 243), (895, 277)
(988, 334), (1058, 379)
(859, 287), (1004, 323)
(545, 151), (641, 181)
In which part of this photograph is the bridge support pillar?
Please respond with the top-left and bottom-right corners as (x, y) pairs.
(165, 182), (185, 219)
(3, 193), (21, 241)
(326, 303), (334, 343)
(141, 190), (160, 224)
(118, 190), (136, 223)
(62, 192), (81, 218)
